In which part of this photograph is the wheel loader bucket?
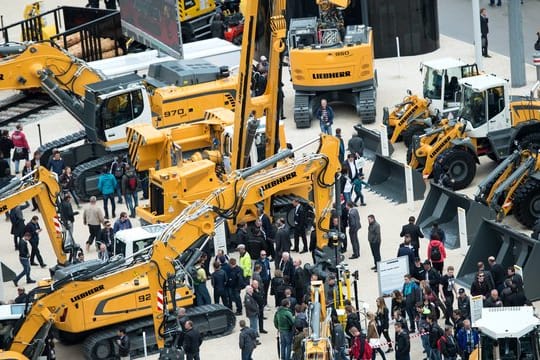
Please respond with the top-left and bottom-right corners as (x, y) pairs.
(367, 154), (426, 204)
(417, 182), (495, 249)
(456, 219), (540, 301)
(352, 124), (394, 161)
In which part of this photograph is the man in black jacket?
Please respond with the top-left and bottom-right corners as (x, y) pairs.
(116, 327), (130, 360)
(480, 8), (490, 57)
(211, 261), (228, 306)
(394, 322), (410, 360)
(14, 232), (36, 286)
(25, 215), (46, 268)
(183, 320), (203, 360)
(239, 319), (258, 360)
(292, 199), (308, 253)
(274, 218), (290, 265)
(400, 216), (424, 257)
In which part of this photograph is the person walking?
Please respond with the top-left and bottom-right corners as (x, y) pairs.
(274, 299), (295, 360)
(121, 164), (139, 218)
(83, 196), (105, 252)
(110, 156), (126, 204)
(375, 296), (393, 353)
(402, 274), (421, 333)
(439, 325), (458, 360)
(226, 258), (244, 315)
(427, 234), (446, 274)
(239, 319), (258, 360)
(367, 311), (387, 360)
(480, 8), (491, 58)
(25, 215), (46, 268)
(347, 201), (361, 259)
(97, 166), (117, 219)
(11, 124), (30, 174)
(399, 216), (424, 257)
(59, 193), (76, 233)
(59, 166), (81, 208)
(367, 214), (381, 271)
(14, 232), (36, 286)
(292, 199), (308, 253)
(439, 266), (457, 326)
(350, 326), (372, 360)
(10, 205), (26, 251)
(316, 98), (334, 135)
(183, 320), (203, 360)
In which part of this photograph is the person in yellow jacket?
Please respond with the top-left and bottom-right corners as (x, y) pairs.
(238, 244), (253, 282)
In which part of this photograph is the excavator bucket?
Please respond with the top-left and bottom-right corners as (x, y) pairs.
(417, 182), (495, 249)
(367, 154), (425, 204)
(352, 124), (394, 161)
(456, 219), (540, 301)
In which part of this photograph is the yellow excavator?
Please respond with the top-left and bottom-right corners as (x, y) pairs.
(0, 132), (341, 360)
(288, 0), (377, 128)
(0, 167), (77, 266)
(127, 0), (300, 228)
(0, 40), (238, 199)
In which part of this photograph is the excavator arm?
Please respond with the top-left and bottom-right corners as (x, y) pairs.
(0, 167), (72, 266)
(0, 42), (103, 97)
(4, 134), (340, 358)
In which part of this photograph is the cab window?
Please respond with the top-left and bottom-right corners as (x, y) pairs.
(100, 90), (144, 130)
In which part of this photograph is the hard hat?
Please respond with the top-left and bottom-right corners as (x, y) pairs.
(260, 55), (268, 62)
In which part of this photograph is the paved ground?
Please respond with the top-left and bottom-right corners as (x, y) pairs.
(0, 1), (540, 359)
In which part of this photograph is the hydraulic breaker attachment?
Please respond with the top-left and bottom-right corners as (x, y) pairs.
(456, 219), (540, 301)
(352, 124), (394, 161)
(367, 154), (425, 204)
(417, 182), (495, 249)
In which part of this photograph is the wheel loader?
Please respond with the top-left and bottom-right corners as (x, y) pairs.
(474, 148), (540, 227)
(356, 58), (479, 155)
(287, 0), (377, 128)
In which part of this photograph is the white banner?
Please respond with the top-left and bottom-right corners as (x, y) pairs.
(377, 256), (410, 296)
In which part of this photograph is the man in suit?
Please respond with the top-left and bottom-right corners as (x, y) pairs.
(346, 202), (361, 259)
(480, 8), (490, 58)
(292, 199), (308, 253)
(400, 216), (424, 257)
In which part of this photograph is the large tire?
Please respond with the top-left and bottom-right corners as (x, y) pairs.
(517, 132), (540, 151)
(437, 148), (477, 190)
(402, 123), (426, 148)
(513, 178), (540, 227)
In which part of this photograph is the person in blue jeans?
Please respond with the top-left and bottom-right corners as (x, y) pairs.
(14, 232), (36, 286)
(316, 98), (334, 135)
(121, 164), (139, 218)
(97, 166), (117, 219)
(274, 298), (294, 360)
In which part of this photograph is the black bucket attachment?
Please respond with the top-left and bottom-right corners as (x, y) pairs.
(352, 124), (394, 161)
(456, 219), (540, 301)
(417, 182), (496, 250)
(367, 153), (426, 204)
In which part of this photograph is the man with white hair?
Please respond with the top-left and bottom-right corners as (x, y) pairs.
(244, 285), (260, 336)
(83, 196), (104, 252)
(279, 252), (294, 280)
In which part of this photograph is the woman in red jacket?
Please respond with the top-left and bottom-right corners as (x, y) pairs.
(427, 234), (446, 274)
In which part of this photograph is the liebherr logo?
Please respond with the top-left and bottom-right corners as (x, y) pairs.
(71, 285), (105, 303)
(429, 136), (452, 159)
(261, 172), (297, 191)
(312, 71), (351, 79)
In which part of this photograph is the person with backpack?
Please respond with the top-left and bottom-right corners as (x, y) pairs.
(350, 326), (372, 360)
(427, 316), (444, 360)
(427, 234), (446, 274)
(438, 325), (458, 360)
(121, 164), (139, 218)
(110, 156), (126, 204)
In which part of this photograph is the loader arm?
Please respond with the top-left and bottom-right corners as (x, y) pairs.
(0, 42), (103, 96)
(4, 135), (339, 358)
(475, 150), (522, 203)
(0, 167), (71, 265)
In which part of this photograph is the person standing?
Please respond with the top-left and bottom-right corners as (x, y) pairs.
(456, 320), (478, 360)
(480, 8), (491, 58)
(116, 328), (130, 360)
(244, 285), (260, 335)
(394, 322), (411, 360)
(430, 223), (446, 245)
(238, 244), (253, 283)
(25, 215), (46, 268)
(487, 256), (505, 292)
(399, 216), (424, 257)
(292, 199), (308, 253)
(439, 325), (459, 360)
(194, 259), (212, 306)
(397, 235), (415, 271)
(113, 212), (132, 234)
(239, 319), (258, 360)
(457, 289), (471, 320)
(211, 261), (228, 306)
(347, 202), (361, 259)
(226, 258), (244, 315)
(47, 150), (65, 177)
(183, 320), (203, 360)
(335, 128), (346, 164)
(83, 196), (105, 252)
(470, 272), (492, 300)
(122, 164), (139, 218)
(59, 193), (76, 233)
(402, 274), (421, 333)
(316, 98), (334, 135)
(257, 207), (275, 260)
(350, 327), (373, 360)
(59, 166), (81, 208)
(0, 130), (14, 168)
(255, 250), (271, 306)
(367, 214), (381, 271)
(13, 232), (36, 286)
(10, 205), (26, 251)
(97, 166), (117, 219)
(274, 218), (290, 263)
(98, 243), (109, 262)
(375, 296), (393, 353)
(110, 156), (126, 204)
(252, 280), (267, 334)
(273, 298), (295, 360)
(11, 124), (30, 174)
(367, 311), (387, 360)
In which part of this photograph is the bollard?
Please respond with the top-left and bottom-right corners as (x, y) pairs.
(534, 53), (540, 82)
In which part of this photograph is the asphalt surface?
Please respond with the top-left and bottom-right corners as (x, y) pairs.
(439, 0), (540, 64)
